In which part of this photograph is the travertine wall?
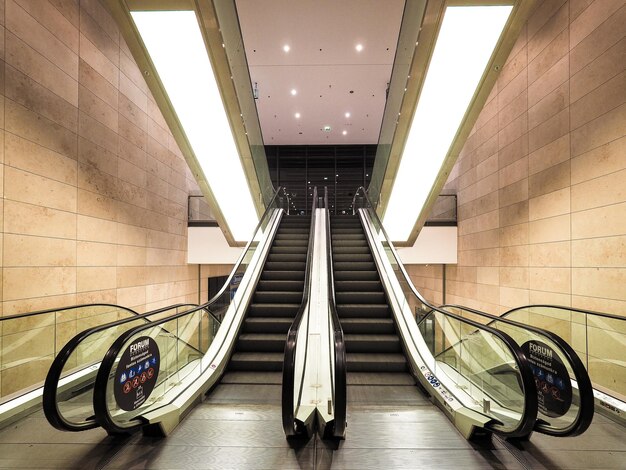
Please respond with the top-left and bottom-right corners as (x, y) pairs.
(411, 0), (625, 317)
(0, 0), (205, 395)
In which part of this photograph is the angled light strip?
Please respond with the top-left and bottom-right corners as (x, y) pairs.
(132, 10), (257, 241)
(383, 5), (513, 242)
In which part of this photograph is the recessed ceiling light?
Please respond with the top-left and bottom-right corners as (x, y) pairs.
(323, 125), (331, 132)
(355, 44), (363, 52)
(342, 130), (347, 135)
(283, 44), (290, 52)
(324, 177), (328, 180)
(345, 112), (351, 118)
(290, 89), (297, 96)
(295, 112), (301, 119)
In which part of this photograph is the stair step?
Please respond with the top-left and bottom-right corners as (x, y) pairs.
(247, 303), (300, 317)
(336, 292), (386, 304)
(261, 271), (305, 281)
(346, 353), (407, 372)
(341, 318), (396, 334)
(229, 352), (283, 372)
(243, 317), (293, 333)
(336, 304), (390, 318)
(254, 291), (302, 304)
(335, 280), (382, 292)
(344, 334), (401, 353)
(256, 280), (304, 292)
(236, 334), (286, 352)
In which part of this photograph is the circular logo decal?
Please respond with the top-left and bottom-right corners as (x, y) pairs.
(114, 336), (160, 411)
(521, 340), (572, 418)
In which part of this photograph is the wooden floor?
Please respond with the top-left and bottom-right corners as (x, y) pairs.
(0, 380), (624, 469)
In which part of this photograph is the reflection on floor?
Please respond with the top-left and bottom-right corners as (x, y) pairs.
(0, 378), (624, 469)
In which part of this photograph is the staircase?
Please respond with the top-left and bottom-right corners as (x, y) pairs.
(330, 215), (411, 384)
(227, 215), (311, 381)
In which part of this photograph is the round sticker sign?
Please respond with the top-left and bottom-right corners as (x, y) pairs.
(114, 336), (160, 411)
(521, 340), (572, 418)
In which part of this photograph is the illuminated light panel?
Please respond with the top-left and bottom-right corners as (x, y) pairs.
(131, 11), (257, 242)
(384, 5), (512, 242)
(283, 44), (290, 52)
(355, 43), (363, 52)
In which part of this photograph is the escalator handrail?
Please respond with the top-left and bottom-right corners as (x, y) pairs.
(282, 186), (318, 438)
(205, 186), (290, 309)
(0, 303), (142, 323)
(352, 186), (538, 437)
(43, 303), (203, 432)
(440, 303), (595, 436)
(93, 187), (288, 433)
(502, 303), (625, 322)
(324, 186), (347, 439)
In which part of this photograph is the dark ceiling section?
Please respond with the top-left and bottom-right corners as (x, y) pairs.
(266, 145), (376, 215)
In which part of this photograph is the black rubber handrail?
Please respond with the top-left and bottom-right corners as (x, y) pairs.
(43, 303), (202, 432)
(93, 187), (289, 434)
(502, 303), (626, 322)
(282, 186), (318, 438)
(352, 187), (538, 438)
(441, 303), (595, 437)
(0, 303), (141, 323)
(323, 186), (347, 439)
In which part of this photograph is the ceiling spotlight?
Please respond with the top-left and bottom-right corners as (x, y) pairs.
(324, 177), (328, 180)
(345, 112), (351, 118)
(355, 44), (363, 52)
(290, 89), (297, 96)
(342, 130), (347, 135)
(295, 112), (301, 119)
(283, 44), (290, 52)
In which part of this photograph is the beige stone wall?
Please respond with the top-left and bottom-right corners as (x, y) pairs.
(433, 0), (625, 316)
(0, 0), (206, 396)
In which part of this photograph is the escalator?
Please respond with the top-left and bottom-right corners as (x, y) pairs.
(330, 215), (418, 401)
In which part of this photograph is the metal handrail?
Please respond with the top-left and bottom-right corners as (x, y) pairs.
(282, 187), (318, 438)
(352, 186), (538, 438)
(324, 186), (347, 439)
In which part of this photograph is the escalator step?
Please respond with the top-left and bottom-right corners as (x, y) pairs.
(243, 317), (293, 333)
(267, 253), (307, 263)
(273, 239), (309, 247)
(229, 352), (283, 372)
(248, 303), (300, 317)
(333, 261), (376, 271)
(333, 253), (373, 263)
(335, 280), (382, 292)
(275, 233), (309, 240)
(332, 246), (371, 255)
(277, 228), (310, 234)
(261, 270), (305, 281)
(270, 246), (308, 255)
(340, 318), (396, 334)
(264, 261), (306, 271)
(332, 240), (368, 248)
(254, 291), (303, 304)
(335, 292), (386, 304)
(236, 334), (286, 352)
(344, 334), (401, 353)
(332, 234), (365, 240)
(336, 304), (390, 318)
(256, 280), (304, 291)
(346, 353), (407, 372)
(333, 270), (380, 281)
(332, 228), (364, 235)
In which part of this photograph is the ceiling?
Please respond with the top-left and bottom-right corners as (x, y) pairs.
(235, 0), (406, 145)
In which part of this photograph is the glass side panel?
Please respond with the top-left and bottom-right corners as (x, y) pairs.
(0, 305), (140, 402)
(55, 305), (195, 426)
(446, 305), (584, 433)
(104, 308), (219, 427)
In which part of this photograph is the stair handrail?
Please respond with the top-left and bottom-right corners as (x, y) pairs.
(352, 186), (538, 438)
(324, 186), (347, 439)
(282, 187), (318, 438)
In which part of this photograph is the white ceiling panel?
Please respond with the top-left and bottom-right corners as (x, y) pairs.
(235, 0), (405, 145)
